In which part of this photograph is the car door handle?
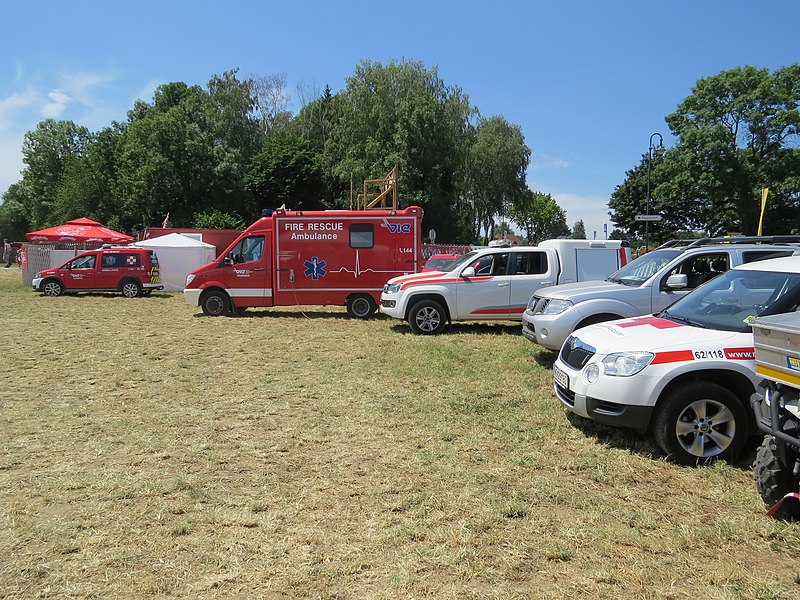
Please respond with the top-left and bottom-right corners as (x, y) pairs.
(498, 282), (509, 287)
(252, 268), (265, 272)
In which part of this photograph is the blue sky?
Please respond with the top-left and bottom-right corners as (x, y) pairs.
(1, 0), (798, 239)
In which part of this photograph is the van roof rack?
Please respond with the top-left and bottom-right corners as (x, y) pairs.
(657, 235), (800, 249)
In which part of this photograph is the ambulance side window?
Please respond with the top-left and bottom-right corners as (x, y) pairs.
(350, 224), (374, 248)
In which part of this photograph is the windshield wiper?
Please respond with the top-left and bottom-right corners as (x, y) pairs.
(662, 312), (707, 328)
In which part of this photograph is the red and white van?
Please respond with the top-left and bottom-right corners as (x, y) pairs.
(184, 206), (423, 318)
(32, 246), (163, 297)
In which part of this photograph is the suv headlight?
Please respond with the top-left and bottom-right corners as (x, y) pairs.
(186, 273), (195, 285)
(542, 299), (573, 315)
(601, 352), (655, 377)
(384, 283), (401, 294)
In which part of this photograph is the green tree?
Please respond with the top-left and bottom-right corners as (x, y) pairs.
(193, 208), (245, 229)
(245, 130), (325, 212)
(17, 119), (91, 228)
(508, 189), (568, 243)
(611, 65), (800, 238)
(466, 116), (531, 241)
(323, 59), (475, 241)
(572, 219), (586, 239)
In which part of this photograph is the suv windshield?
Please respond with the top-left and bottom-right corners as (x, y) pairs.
(660, 267), (800, 333)
(607, 249), (683, 286)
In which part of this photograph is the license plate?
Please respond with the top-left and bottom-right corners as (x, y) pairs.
(553, 364), (569, 389)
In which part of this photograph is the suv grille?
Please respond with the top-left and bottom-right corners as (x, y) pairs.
(560, 335), (596, 370)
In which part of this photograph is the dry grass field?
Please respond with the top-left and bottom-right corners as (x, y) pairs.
(1, 266), (799, 599)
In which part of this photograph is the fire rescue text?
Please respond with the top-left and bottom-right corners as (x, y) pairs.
(285, 221), (343, 240)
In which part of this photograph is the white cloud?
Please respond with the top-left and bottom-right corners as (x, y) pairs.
(42, 89), (71, 118)
(551, 191), (614, 239)
(531, 152), (569, 170)
(0, 89), (39, 129)
(131, 78), (163, 105)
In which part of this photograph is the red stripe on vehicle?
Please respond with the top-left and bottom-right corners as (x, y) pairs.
(618, 316), (685, 329)
(651, 350), (695, 364)
(400, 276), (492, 291)
(619, 247), (628, 266)
(470, 307), (509, 315)
(724, 347), (755, 360)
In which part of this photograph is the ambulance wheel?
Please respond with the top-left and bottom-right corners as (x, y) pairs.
(347, 294), (376, 319)
(121, 279), (142, 298)
(754, 435), (800, 520)
(653, 382), (747, 465)
(42, 279), (64, 297)
(201, 290), (230, 316)
(408, 299), (447, 335)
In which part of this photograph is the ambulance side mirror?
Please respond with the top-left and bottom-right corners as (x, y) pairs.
(223, 256), (233, 266)
(462, 266), (476, 278)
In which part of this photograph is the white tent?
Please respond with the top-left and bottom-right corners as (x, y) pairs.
(134, 233), (216, 292)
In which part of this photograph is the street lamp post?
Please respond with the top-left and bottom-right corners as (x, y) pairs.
(645, 132), (665, 252)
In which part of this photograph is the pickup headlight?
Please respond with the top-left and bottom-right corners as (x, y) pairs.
(601, 351), (655, 377)
(384, 283), (401, 294)
(186, 273), (195, 285)
(542, 299), (573, 315)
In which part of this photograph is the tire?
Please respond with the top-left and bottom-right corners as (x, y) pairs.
(408, 299), (447, 335)
(201, 290), (231, 316)
(653, 381), (747, 465)
(120, 279), (143, 298)
(41, 279), (64, 297)
(753, 436), (800, 520)
(347, 294), (376, 319)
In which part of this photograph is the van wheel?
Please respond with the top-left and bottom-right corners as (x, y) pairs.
(753, 435), (800, 520)
(347, 294), (376, 319)
(408, 299), (447, 335)
(202, 290), (230, 316)
(653, 382), (747, 465)
(42, 279), (63, 297)
(121, 280), (143, 298)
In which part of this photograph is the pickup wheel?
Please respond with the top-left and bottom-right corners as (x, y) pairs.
(653, 381), (747, 465)
(347, 294), (376, 319)
(753, 435), (800, 520)
(201, 290), (231, 316)
(408, 299), (447, 335)
(120, 279), (143, 298)
(41, 279), (64, 297)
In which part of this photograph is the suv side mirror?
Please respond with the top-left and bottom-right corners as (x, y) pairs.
(462, 266), (476, 278)
(666, 274), (688, 289)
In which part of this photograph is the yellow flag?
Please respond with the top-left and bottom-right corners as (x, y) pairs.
(757, 188), (769, 236)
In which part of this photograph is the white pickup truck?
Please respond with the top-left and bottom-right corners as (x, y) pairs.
(380, 239), (631, 334)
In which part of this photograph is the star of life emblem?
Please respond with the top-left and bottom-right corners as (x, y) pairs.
(303, 257), (327, 280)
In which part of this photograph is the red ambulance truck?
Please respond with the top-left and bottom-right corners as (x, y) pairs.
(183, 206), (423, 318)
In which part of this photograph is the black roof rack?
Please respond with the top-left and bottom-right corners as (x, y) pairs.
(656, 236), (800, 250)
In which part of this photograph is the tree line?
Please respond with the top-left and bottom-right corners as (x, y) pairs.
(2, 61), (797, 245)
(0, 60), (569, 244)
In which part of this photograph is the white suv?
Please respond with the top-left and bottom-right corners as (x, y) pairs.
(552, 254), (800, 465)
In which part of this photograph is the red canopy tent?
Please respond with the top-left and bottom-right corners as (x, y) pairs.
(26, 218), (134, 244)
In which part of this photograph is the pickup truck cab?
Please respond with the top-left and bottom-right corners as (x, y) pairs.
(552, 254), (800, 465)
(524, 236), (800, 350)
(380, 239), (630, 334)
